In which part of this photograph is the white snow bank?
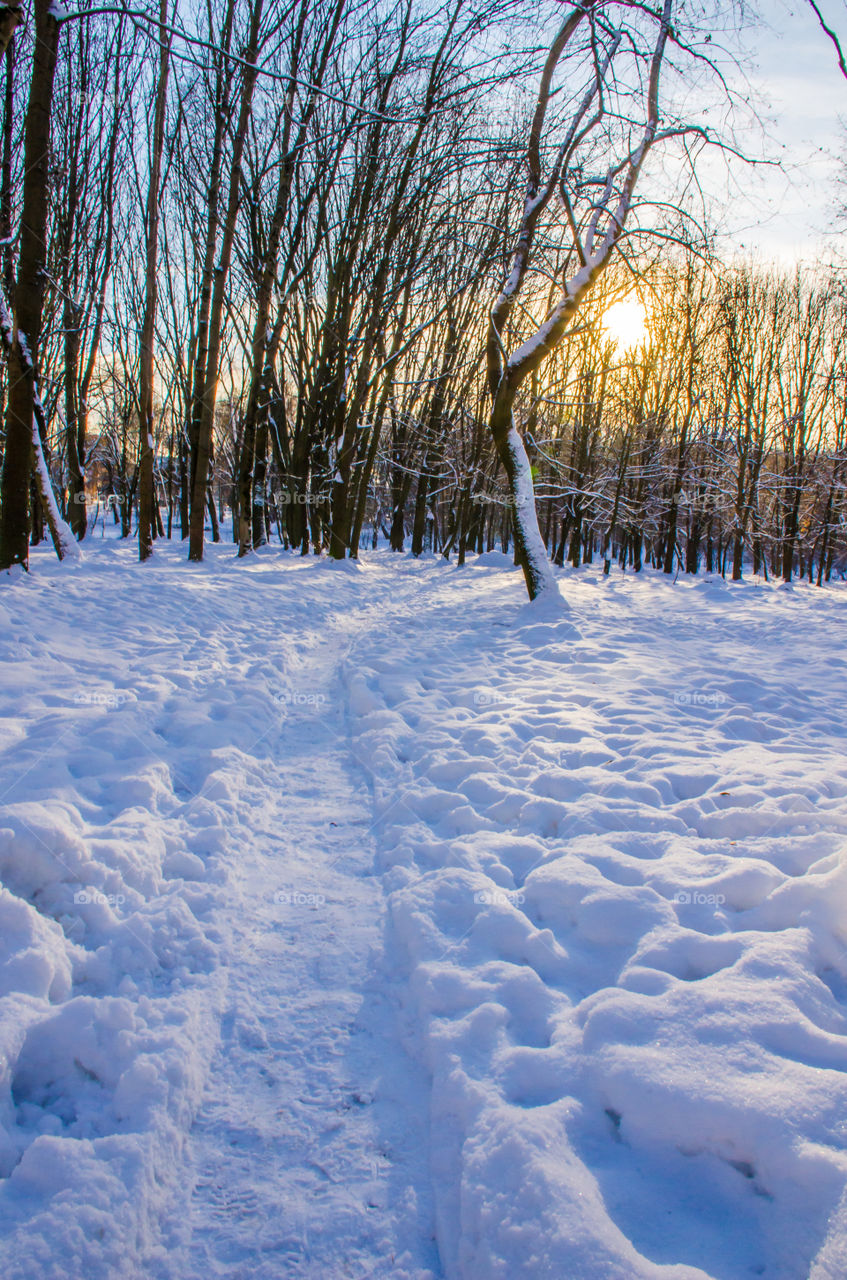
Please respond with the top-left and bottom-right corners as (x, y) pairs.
(347, 556), (847, 1279)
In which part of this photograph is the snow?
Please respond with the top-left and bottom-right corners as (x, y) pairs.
(0, 299), (79, 565)
(349, 555), (847, 1279)
(1, 540), (847, 1278)
(505, 423), (563, 603)
(31, 419), (80, 563)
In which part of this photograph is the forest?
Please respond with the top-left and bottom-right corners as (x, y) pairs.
(1, 0), (844, 592)
(4, 4), (847, 1278)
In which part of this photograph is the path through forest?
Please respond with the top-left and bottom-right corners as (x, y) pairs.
(182, 575), (439, 1279)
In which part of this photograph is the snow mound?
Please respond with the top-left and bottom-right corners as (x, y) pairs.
(348, 562), (847, 1278)
(474, 551), (518, 569)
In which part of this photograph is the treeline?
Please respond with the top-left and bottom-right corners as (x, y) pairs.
(477, 262), (847, 586)
(0, 0), (843, 585)
(118, 259), (845, 586)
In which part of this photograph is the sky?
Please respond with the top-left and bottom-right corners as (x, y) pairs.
(722, 0), (847, 261)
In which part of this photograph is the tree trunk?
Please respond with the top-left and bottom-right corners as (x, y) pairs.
(0, 0), (61, 571)
(489, 378), (558, 599)
(138, 0), (171, 561)
(189, 0), (263, 561)
(64, 298), (86, 539)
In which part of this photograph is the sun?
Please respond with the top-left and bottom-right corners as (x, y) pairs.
(601, 294), (648, 353)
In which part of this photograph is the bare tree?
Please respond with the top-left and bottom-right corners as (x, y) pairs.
(138, 0), (172, 560)
(188, 0), (265, 562)
(0, 0), (64, 569)
(485, 0), (684, 600)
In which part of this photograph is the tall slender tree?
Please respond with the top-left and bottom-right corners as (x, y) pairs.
(138, 0), (172, 561)
(0, 0), (63, 570)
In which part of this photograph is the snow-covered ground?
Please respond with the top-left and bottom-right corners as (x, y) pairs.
(2, 540), (847, 1279)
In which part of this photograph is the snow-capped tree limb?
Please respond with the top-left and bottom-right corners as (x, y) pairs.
(485, 0), (674, 603)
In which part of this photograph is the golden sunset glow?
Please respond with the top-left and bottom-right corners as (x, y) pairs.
(601, 294), (649, 353)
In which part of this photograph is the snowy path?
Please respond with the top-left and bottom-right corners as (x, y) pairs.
(0, 546), (439, 1280)
(183, 593), (438, 1280)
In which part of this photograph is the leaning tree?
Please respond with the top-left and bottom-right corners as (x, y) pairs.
(485, 0), (732, 600)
